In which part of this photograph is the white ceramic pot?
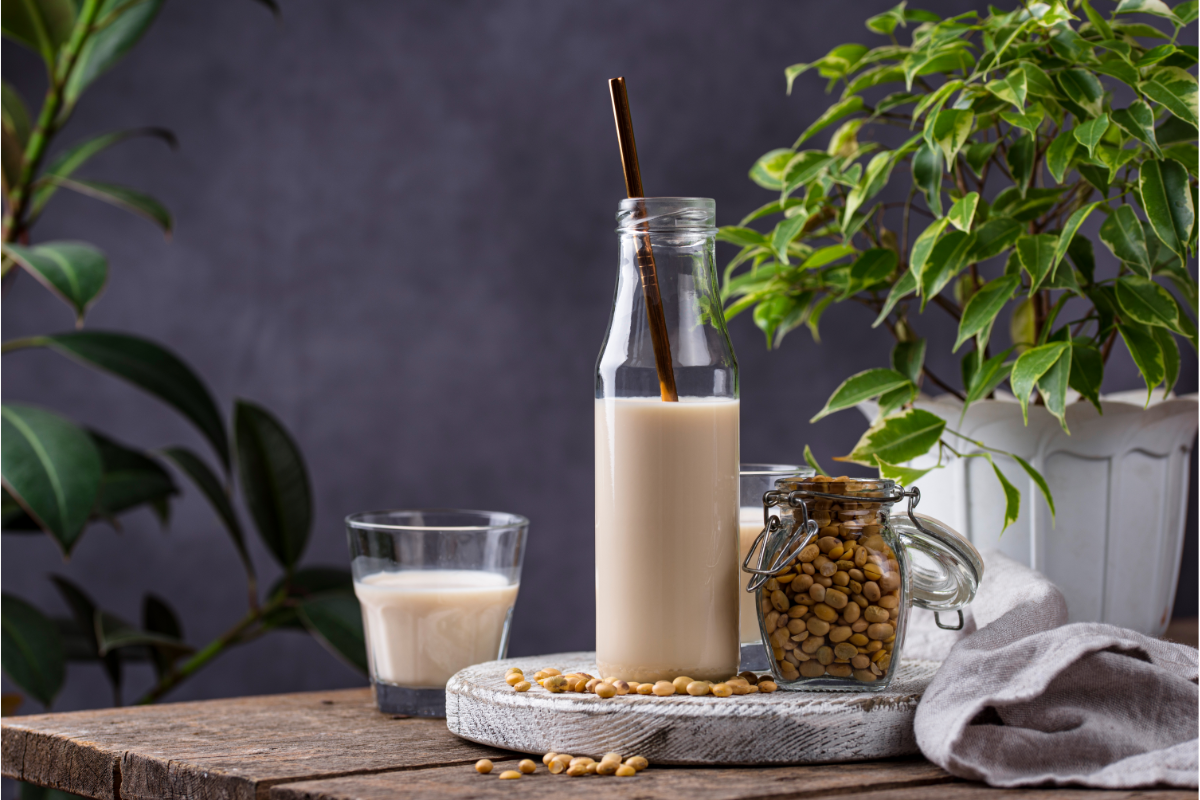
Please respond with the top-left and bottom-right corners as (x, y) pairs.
(860, 391), (1198, 636)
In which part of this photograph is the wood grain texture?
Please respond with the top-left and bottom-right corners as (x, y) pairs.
(271, 758), (960, 799)
(2, 688), (511, 800)
(446, 651), (939, 765)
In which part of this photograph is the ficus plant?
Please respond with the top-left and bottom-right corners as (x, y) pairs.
(721, 0), (1197, 529)
(0, 0), (366, 721)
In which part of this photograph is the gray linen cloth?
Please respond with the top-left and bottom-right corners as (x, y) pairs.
(908, 550), (1198, 789)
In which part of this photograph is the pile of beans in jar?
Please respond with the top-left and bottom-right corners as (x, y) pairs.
(762, 476), (901, 684)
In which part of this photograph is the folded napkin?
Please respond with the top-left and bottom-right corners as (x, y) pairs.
(910, 551), (1199, 789)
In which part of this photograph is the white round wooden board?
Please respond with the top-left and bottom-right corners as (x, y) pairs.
(445, 651), (940, 765)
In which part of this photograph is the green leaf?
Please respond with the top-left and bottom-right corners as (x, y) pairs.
(1156, 115), (1198, 147)
(964, 140), (997, 179)
(840, 408), (945, 467)
(2, 242), (107, 323)
(1073, 113), (1110, 158)
(781, 151), (835, 196)
(298, 593), (368, 674)
(1020, 62), (1061, 100)
(878, 383), (918, 417)
(1016, 234), (1059, 293)
(1094, 59), (1142, 90)
(748, 149), (795, 191)
(873, 270), (917, 327)
(912, 142), (943, 217)
(1045, 129), (1079, 184)
(49, 575), (120, 689)
(1, 0), (75, 69)
(162, 447), (253, 579)
(803, 444), (829, 477)
(999, 103), (1044, 133)
(910, 218), (948, 279)
(916, 231), (974, 307)
(48, 177), (172, 236)
(1152, 326), (1181, 394)
(234, 400), (312, 571)
(1011, 342), (1070, 423)
(848, 248), (898, 293)
(1052, 202), (1102, 276)
(771, 214), (808, 264)
(63, 0), (165, 110)
(1, 594), (65, 707)
(1057, 68), (1104, 118)
(931, 109), (974, 164)
(91, 432), (176, 520)
(812, 368), (913, 422)
(1140, 71), (1199, 128)
(1118, 322), (1165, 402)
(970, 217), (1023, 262)
(964, 348), (1015, 409)
(844, 151), (896, 226)
(1100, 205), (1152, 276)
(866, 2), (909, 35)
(891, 338), (926, 385)
(717, 226), (769, 248)
(920, 230), (975, 304)
(986, 456), (1020, 533)
(94, 611), (192, 659)
(1069, 341), (1104, 413)
(1006, 131), (1035, 193)
(1068, 234), (1096, 284)
(1081, 0), (1114, 40)
(142, 594), (184, 678)
(800, 243), (856, 269)
(794, 97), (865, 148)
(1111, 100), (1163, 157)
(36, 332), (229, 469)
(1077, 163), (1111, 197)
(30, 128), (177, 217)
(1115, 275), (1181, 329)
(955, 275), (1020, 352)
(874, 455), (935, 486)
(1115, 0), (1179, 19)
(1, 404), (102, 553)
(1138, 159), (1194, 259)
(262, 568), (355, 630)
(2, 82), (30, 188)
(1036, 344), (1072, 433)
(947, 192), (979, 232)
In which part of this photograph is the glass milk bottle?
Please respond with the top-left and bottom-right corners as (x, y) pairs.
(595, 197), (739, 683)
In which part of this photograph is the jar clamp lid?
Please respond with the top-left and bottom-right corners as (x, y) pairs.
(741, 478), (983, 631)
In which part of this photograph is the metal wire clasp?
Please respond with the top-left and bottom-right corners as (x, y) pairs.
(741, 490), (819, 593)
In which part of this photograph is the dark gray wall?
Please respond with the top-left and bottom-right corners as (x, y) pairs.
(3, 0), (1195, 712)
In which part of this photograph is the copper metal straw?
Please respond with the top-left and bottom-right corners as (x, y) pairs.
(608, 76), (678, 403)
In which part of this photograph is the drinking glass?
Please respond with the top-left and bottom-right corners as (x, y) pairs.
(739, 463), (809, 670)
(346, 509), (528, 716)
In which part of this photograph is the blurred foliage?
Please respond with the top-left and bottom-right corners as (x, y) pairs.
(0, 0), (366, 747)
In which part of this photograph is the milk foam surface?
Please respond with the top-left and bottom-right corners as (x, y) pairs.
(354, 570), (518, 688)
(595, 397), (739, 682)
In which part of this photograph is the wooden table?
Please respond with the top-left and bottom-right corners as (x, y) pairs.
(1, 687), (1193, 800)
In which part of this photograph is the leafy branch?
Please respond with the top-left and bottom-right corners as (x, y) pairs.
(722, 0), (1197, 531)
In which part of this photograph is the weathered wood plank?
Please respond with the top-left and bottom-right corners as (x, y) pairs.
(270, 758), (961, 799)
(447, 652), (939, 765)
(830, 787), (1197, 800)
(2, 688), (511, 800)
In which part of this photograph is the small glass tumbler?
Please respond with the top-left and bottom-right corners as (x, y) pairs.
(739, 464), (809, 670)
(346, 509), (528, 716)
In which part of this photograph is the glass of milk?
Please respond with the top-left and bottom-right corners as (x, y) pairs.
(345, 509), (528, 716)
(595, 197), (741, 684)
(738, 464), (809, 670)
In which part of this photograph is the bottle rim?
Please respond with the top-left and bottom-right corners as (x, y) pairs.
(616, 197), (716, 232)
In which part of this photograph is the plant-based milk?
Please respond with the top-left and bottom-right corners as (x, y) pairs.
(739, 508), (766, 644)
(595, 397), (739, 683)
(354, 570), (518, 688)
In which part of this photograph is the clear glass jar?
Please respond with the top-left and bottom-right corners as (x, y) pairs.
(745, 476), (982, 691)
(739, 464), (810, 670)
(595, 197), (740, 683)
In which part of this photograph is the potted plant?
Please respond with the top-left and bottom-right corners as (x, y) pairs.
(720, 0), (1197, 635)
